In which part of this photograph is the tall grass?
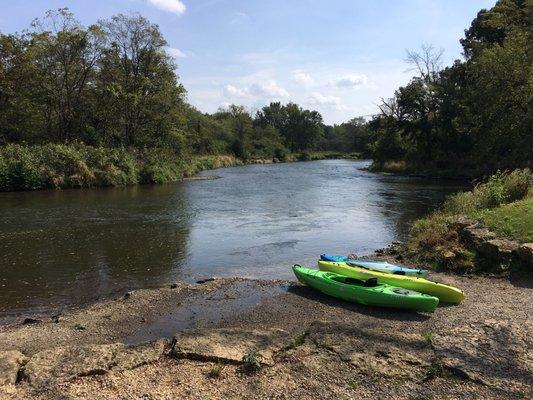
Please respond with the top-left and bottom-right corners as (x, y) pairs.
(408, 169), (532, 272)
(443, 169), (532, 214)
(0, 144), (193, 190)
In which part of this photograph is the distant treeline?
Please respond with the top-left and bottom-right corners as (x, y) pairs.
(0, 0), (531, 191)
(369, 0), (532, 176)
(0, 8), (369, 161)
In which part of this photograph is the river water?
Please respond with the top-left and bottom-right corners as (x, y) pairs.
(0, 160), (465, 323)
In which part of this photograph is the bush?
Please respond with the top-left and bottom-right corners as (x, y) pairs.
(82, 146), (137, 186)
(0, 144), (42, 190)
(273, 143), (289, 161)
(241, 350), (263, 373)
(138, 148), (183, 184)
(444, 169), (532, 214)
(297, 152), (311, 161)
(408, 169), (532, 272)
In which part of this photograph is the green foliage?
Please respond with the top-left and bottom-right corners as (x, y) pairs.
(208, 362), (225, 379)
(137, 148), (184, 184)
(0, 144), (199, 190)
(472, 198), (533, 243)
(256, 102), (324, 152)
(1, 8), (361, 192)
(422, 331), (434, 344)
(369, 0), (531, 176)
(426, 360), (446, 379)
(443, 169), (532, 214)
(241, 350), (263, 373)
(321, 117), (372, 153)
(408, 169), (532, 272)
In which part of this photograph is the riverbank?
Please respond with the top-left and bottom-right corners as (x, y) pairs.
(368, 160), (473, 180)
(0, 250), (531, 399)
(0, 143), (361, 191)
(405, 169), (532, 273)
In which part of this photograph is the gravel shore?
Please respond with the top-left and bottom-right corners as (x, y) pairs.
(0, 264), (531, 399)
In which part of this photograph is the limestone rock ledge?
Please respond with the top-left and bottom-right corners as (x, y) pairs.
(21, 339), (167, 387)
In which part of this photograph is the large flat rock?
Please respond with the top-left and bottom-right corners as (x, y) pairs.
(23, 340), (167, 387)
(307, 321), (432, 379)
(432, 319), (533, 393)
(171, 327), (288, 366)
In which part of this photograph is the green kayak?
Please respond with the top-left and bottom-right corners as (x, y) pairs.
(293, 265), (439, 313)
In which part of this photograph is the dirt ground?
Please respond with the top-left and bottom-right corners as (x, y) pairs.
(0, 265), (531, 399)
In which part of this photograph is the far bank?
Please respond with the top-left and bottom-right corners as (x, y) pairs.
(0, 143), (361, 192)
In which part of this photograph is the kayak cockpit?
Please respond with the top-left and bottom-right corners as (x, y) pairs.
(328, 274), (379, 287)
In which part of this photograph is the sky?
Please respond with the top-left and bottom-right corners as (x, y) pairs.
(0, 0), (496, 124)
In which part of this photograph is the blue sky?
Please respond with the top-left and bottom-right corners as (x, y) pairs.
(0, 0), (495, 124)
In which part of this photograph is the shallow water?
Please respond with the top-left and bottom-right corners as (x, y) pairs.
(0, 160), (465, 323)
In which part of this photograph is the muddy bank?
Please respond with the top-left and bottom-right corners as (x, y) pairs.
(0, 265), (531, 399)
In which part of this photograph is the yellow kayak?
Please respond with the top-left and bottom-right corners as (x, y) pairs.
(318, 261), (464, 304)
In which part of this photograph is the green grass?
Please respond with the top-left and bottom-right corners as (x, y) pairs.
(407, 169), (532, 272)
(307, 151), (361, 160)
(281, 330), (309, 351)
(208, 362), (225, 378)
(472, 198), (533, 243)
(421, 331), (434, 345)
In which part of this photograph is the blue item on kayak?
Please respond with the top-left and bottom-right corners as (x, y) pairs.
(319, 254), (429, 277)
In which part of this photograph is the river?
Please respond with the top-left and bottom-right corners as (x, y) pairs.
(0, 160), (466, 323)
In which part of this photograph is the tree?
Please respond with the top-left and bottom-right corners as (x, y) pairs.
(30, 8), (105, 142)
(96, 13), (186, 148)
(255, 102), (323, 152)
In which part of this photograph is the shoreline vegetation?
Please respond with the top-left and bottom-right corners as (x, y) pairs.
(2, 1), (530, 194)
(0, 1), (531, 398)
(406, 169), (532, 273)
(0, 144), (361, 191)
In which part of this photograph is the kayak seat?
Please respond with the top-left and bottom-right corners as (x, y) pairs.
(344, 277), (365, 286)
(363, 277), (378, 287)
(393, 271), (406, 275)
(341, 277), (379, 287)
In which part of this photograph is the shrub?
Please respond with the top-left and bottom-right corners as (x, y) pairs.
(241, 350), (263, 373)
(408, 169), (532, 272)
(298, 152), (311, 161)
(84, 146), (138, 186)
(208, 362), (225, 379)
(0, 144), (43, 190)
(273, 143), (289, 161)
(444, 169), (532, 214)
(138, 148), (183, 184)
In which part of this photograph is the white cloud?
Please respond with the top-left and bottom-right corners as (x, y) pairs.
(292, 71), (314, 87)
(147, 0), (186, 15)
(166, 47), (187, 58)
(333, 74), (368, 88)
(309, 92), (341, 106)
(223, 80), (289, 100)
(308, 92), (347, 110)
(223, 84), (250, 98)
(249, 80), (289, 98)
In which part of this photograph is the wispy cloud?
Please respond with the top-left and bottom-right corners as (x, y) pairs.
(292, 70), (314, 87)
(147, 0), (186, 16)
(308, 92), (345, 110)
(223, 80), (289, 100)
(249, 80), (289, 98)
(223, 84), (250, 98)
(332, 74), (368, 88)
(166, 47), (187, 58)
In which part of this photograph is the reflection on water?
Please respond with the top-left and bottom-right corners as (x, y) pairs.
(0, 160), (465, 322)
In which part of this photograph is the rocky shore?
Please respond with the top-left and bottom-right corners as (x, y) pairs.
(0, 253), (531, 399)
